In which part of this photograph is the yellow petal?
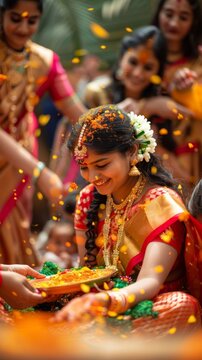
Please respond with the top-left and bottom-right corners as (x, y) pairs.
(90, 22), (109, 39)
(168, 327), (177, 335)
(38, 114), (51, 126)
(187, 315), (197, 324)
(154, 265), (164, 273)
(80, 284), (90, 293)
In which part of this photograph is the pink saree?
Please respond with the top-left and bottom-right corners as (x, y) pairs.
(0, 41), (74, 265)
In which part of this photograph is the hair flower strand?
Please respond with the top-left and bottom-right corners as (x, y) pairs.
(128, 112), (157, 162)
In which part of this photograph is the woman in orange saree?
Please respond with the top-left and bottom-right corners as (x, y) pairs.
(53, 105), (202, 338)
(0, 0), (86, 265)
(152, 0), (202, 185)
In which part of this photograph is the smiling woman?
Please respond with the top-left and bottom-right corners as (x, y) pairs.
(152, 0), (202, 185)
(52, 104), (202, 338)
(2, 0), (42, 50)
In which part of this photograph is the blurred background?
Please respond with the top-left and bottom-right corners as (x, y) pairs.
(34, 0), (159, 68)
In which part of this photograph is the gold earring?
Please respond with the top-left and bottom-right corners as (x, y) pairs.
(129, 160), (140, 176)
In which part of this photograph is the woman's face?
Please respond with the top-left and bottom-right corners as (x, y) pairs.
(79, 148), (135, 201)
(2, 0), (41, 50)
(158, 0), (193, 44)
(119, 46), (159, 98)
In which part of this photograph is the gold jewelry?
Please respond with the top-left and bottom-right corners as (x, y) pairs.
(32, 161), (45, 185)
(0, 40), (36, 135)
(109, 175), (144, 212)
(107, 291), (128, 313)
(129, 160), (140, 176)
(103, 175), (146, 269)
(74, 123), (88, 163)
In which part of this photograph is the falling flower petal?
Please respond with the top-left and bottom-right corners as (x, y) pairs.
(38, 115), (51, 126)
(90, 22), (109, 39)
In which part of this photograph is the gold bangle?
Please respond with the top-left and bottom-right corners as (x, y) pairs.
(108, 291), (128, 314)
(32, 161), (45, 185)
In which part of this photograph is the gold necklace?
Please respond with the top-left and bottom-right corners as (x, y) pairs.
(103, 175), (146, 270)
(108, 175), (144, 211)
(0, 39), (36, 135)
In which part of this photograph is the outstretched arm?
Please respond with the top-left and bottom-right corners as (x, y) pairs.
(53, 241), (178, 322)
(0, 271), (44, 309)
(0, 128), (68, 202)
(118, 96), (194, 120)
(1, 264), (45, 278)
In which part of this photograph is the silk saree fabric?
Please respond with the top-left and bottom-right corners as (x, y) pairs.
(0, 40), (74, 265)
(75, 184), (202, 335)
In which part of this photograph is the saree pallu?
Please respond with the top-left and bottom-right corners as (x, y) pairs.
(94, 186), (202, 335)
(124, 189), (202, 336)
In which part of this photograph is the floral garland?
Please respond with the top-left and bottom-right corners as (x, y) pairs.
(128, 112), (157, 162)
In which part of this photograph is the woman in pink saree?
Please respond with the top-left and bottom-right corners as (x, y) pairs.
(0, 0), (86, 265)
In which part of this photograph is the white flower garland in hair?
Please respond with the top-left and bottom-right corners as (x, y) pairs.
(128, 112), (157, 162)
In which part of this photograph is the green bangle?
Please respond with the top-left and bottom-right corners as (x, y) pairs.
(32, 161), (45, 185)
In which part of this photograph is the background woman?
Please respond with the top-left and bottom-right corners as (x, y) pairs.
(152, 0), (202, 185)
(53, 105), (202, 337)
(0, 0), (86, 265)
(84, 26), (193, 184)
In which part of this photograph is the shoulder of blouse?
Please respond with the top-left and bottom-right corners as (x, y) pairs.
(143, 185), (182, 203)
(29, 41), (54, 68)
(78, 183), (95, 201)
(85, 76), (112, 96)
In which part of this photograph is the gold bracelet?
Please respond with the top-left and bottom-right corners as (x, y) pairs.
(32, 161), (45, 185)
(108, 291), (128, 314)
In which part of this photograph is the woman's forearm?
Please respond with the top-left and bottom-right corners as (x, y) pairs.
(108, 277), (161, 309)
(0, 128), (40, 175)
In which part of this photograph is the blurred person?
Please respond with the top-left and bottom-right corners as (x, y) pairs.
(84, 26), (193, 184)
(152, 0), (202, 184)
(0, 0), (86, 265)
(76, 54), (104, 102)
(37, 220), (78, 268)
(53, 105), (202, 338)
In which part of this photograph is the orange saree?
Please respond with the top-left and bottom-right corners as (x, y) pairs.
(163, 57), (202, 184)
(75, 184), (202, 337)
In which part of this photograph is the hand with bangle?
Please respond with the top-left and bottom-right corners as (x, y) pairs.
(53, 290), (130, 323)
(32, 161), (69, 203)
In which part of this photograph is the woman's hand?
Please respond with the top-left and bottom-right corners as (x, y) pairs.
(1, 264), (45, 278)
(118, 98), (144, 114)
(170, 68), (197, 91)
(0, 272), (45, 309)
(118, 96), (194, 121)
(144, 96), (194, 120)
(53, 292), (110, 323)
(37, 167), (69, 203)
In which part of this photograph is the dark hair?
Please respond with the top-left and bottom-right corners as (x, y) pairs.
(111, 25), (167, 103)
(0, 0), (43, 13)
(152, 0), (202, 59)
(188, 180), (202, 217)
(68, 105), (179, 266)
